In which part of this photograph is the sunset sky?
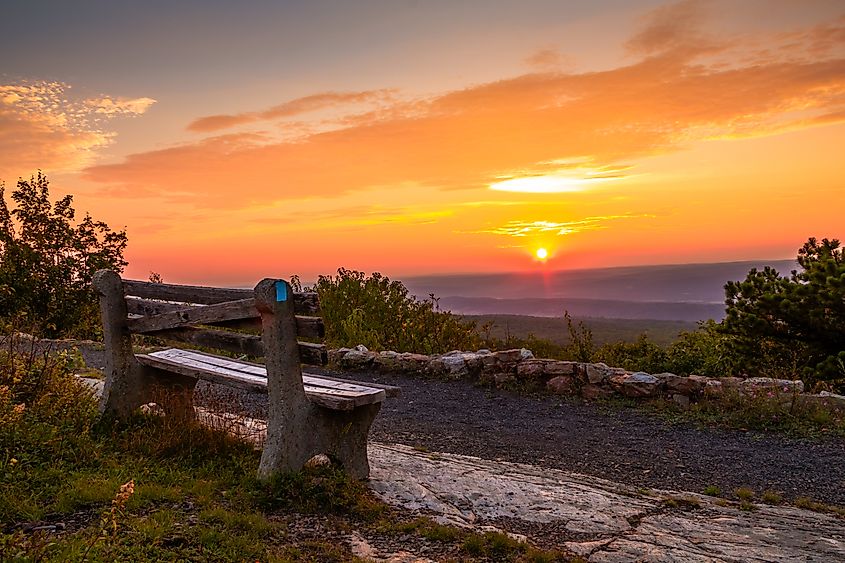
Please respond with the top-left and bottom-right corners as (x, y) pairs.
(1, 0), (843, 286)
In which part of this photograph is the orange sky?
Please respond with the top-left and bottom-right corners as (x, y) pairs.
(1, 0), (843, 285)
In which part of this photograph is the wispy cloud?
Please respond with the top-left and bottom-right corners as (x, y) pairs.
(0, 81), (155, 179)
(186, 89), (397, 132)
(471, 214), (650, 238)
(82, 7), (845, 208)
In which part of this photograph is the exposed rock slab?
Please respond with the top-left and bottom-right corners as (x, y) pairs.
(368, 444), (845, 563)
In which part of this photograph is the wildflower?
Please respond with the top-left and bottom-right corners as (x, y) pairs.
(9, 458), (17, 466)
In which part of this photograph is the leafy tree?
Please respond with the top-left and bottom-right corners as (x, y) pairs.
(306, 268), (480, 354)
(0, 172), (128, 338)
(723, 237), (845, 389)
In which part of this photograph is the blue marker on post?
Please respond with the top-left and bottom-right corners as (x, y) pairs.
(275, 281), (288, 302)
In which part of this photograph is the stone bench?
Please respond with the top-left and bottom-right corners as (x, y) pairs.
(92, 270), (398, 479)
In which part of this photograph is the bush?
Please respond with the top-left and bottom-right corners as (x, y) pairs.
(595, 334), (669, 374)
(305, 268), (481, 354)
(0, 334), (99, 522)
(664, 320), (741, 377)
(0, 172), (128, 339)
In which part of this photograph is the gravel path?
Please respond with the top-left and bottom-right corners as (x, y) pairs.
(199, 367), (845, 506)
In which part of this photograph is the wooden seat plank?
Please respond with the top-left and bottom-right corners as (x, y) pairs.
(150, 349), (386, 395)
(138, 350), (386, 410)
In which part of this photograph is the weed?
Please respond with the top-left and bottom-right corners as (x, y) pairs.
(734, 487), (755, 501)
(761, 490), (783, 505)
(703, 485), (721, 497)
(739, 500), (758, 512)
(663, 496), (701, 510)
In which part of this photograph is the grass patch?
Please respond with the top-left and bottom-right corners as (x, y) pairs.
(0, 337), (579, 561)
(734, 487), (755, 501)
(761, 490), (783, 505)
(634, 389), (845, 439)
(703, 485), (722, 497)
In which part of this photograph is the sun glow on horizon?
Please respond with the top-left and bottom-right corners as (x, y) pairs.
(489, 172), (625, 194)
(536, 247), (549, 261)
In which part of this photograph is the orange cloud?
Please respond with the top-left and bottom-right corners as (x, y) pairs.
(186, 89), (397, 132)
(0, 81), (155, 180)
(83, 14), (845, 210)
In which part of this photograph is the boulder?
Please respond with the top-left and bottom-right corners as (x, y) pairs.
(426, 358), (447, 376)
(441, 355), (468, 378)
(519, 348), (535, 360)
(545, 361), (577, 376)
(820, 390), (845, 403)
(328, 347), (351, 363)
(741, 377), (805, 394)
(663, 374), (708, 395)
(517, 359), (550, 379)
(461, 352), (484, 375)
(581, 384), (614, 400)
(585, 362), (614, 385)
(494, 349), (523, 363)
(374, 351), (400, 371)
(396, 353), (431, 373)
(610, 372), (662, 398)
(672, 393), (691, 409)
(546, 375), (577, 395)
(339, 349), (374, 369)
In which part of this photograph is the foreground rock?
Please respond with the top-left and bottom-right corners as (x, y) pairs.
(154, 398), (845, 563)
(370, 444), (845, 563)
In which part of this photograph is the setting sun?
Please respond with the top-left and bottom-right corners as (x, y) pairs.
(536, 248), (549, 261)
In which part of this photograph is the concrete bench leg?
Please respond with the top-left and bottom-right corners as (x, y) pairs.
(254, 278), (381, 480)
(93, 269), (196, 418)
(319, 403), (382, 479)
(258, 403), (381, 480)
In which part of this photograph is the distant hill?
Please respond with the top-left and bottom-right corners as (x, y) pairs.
(463, 314), (696, 347)
(404, 260), (796, 321)
(443, 296), (725, 322)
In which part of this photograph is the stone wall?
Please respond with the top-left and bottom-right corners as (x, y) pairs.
(330, 345), (845, 409)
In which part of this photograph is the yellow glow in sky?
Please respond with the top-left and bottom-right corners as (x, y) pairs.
(489, 174), (618, 194)
(1, 0), (843, 284)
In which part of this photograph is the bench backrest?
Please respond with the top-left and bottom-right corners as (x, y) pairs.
(121, 279), (327, 366)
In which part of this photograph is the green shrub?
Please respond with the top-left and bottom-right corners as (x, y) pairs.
(305, 268), (480, 354)
(595, 334), (669, 373)
(0, 334), (99, 522)
(664, 320), (741, 376)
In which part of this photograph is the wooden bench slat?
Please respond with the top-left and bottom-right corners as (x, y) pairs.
(136, 353), (385, 410)
(128, 298), (257, 333)
(147, 326), (327, 365)
(122, 279), (320, 315)
(151, 349), (388, 394)
(125, 298), (324, 338)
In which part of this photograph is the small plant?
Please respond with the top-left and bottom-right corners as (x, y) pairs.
(662, 496), (701, 510)
(734, 487), (755, 501)
(761, 490), (783, 505)
(739, 500), (758, 512)
(703, 485), (721, 497)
